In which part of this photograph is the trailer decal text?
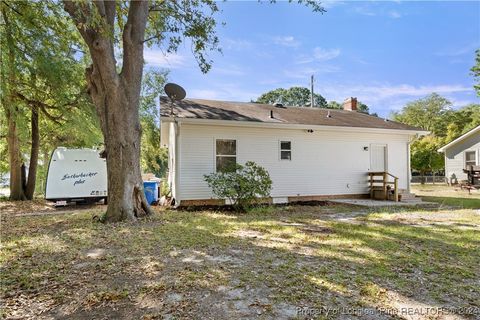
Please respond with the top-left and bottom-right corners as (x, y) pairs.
(61, 172), (98, 186)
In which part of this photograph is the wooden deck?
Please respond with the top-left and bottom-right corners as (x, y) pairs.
(368, 171), (398, 202)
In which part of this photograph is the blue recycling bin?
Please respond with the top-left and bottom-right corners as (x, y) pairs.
(143, 181), (159, 205)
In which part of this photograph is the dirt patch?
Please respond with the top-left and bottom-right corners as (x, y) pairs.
(1, 206), (479, 319)
(0, 199), (55, 215)
(0, 199), (106, 216)
(299, 226), (333, 234)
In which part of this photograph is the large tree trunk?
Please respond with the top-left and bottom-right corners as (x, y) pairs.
(64, 1), (153, 222)
(6, 109), (27, 200)
(25, 106), (39, 199)
(2, 7), (26, 200)
(101, 89), (152, 221)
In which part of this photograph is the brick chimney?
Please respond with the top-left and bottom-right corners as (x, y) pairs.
(343, 97), (357, 111)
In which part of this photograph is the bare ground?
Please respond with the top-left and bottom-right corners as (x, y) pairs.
(1, 202), (479, 319)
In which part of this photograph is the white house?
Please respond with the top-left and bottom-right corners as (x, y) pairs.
(160, 97), (427, 206)
(438, 125), (480, 183)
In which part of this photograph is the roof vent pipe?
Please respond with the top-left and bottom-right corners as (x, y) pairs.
(270, 110), (274, 119)
(327, 110), (331, 118)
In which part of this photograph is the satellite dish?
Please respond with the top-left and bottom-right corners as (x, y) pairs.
(164, 83), (186, 101)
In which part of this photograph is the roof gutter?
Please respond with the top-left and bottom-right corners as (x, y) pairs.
(160, 116), (429, 136)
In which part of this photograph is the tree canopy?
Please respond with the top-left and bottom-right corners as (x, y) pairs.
(0, 1), (102, 199)
(472, 49), (480, 96)
(140, 69), (168, 178)
(256, 87), (327, 108)
(392, 93), (480, 177)
(391, 93), (453, 136)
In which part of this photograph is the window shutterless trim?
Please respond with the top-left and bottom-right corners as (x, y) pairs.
(465, 150), (476, 168)
(215, 139), (237, 172)
(279, 140), (292, 161)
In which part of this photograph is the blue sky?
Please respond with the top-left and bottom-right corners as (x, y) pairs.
(145, 1), (480, 117)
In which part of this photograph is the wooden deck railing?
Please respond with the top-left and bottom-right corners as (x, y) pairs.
(368, 171), (399, 202)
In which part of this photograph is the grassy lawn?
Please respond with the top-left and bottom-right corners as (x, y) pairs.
(1, 203), (479, 319)
(411, 184), (480, 209)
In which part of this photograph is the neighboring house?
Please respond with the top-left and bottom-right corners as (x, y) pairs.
(438, 125), (480, 183)
(160, 97), (426, 206)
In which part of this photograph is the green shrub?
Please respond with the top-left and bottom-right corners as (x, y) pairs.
(160, 179), (170, 197)
(204, 161), (272, 211)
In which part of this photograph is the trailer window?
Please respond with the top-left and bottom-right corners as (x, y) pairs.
(216, 139), (236, 172)
(280, 141), (291, 160)
(465, 151), (476, 168)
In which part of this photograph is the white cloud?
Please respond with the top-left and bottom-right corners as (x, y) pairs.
(354, 5), (405, 19)
(388, 10), (402, 19)
(222, 38), (253, 51)
(318, 83), (475, 116)
(273, 36), (301, 48)
(183, 82), (477, 117)
(284, 65), (341, 79)
(321, 1), (345, 9)
(144, 49), (188, 68)
(189, 84), (260, 102)
(211, 64), (247, 76)
(354, 6), (376, 16)
(296, 47), (341, 64)
(188, 89), (222, 100)
(313, 47), (341, 61)
(450, 99), (478, 108)
(435, 42), (479, 57)
(321, 84), (472, 102)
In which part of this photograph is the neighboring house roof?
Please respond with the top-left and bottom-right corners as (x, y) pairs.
(160, 97), (425, 132)
(438, 125), (480, 152)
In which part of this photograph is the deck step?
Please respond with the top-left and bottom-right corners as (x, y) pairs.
(370, 180), (396, 184)
(368, 172), (387, 176)
(399, 193), (416, 200)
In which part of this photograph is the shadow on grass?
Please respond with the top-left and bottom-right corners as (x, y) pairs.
(420, 196), (480, 209)
(1, 206), (479, 319)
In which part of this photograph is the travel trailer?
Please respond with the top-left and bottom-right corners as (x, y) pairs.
(45, 147), (107, 205)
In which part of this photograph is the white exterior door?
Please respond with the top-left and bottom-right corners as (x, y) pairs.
(370, 144), (387, 172)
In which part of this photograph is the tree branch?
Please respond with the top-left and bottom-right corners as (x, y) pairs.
(1, 1), (23, 17)
(104, 1), (116, 27)
(12, 91), (66, 125)
(121, 0), (149, 93)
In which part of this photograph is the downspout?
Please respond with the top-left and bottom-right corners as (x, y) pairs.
(407, 139), (412, 193)
(443, 150), (447, 184)
(407, 133), (422, 192)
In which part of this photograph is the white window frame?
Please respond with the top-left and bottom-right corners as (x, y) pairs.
(214, 138), (237, 172)
(279, 140), (292, 161)
(465, 150), (476, 169)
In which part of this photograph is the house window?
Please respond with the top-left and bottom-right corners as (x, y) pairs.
(280, 141), (291, 160)
(216, 139), (236, 172)
(465, 151), (476, 168)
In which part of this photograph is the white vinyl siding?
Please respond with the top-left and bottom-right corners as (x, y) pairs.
(444, 131), (480, 181)
(174, 123), (412, 201)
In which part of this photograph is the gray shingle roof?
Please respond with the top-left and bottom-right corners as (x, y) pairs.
(160, 97), (423, 131)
